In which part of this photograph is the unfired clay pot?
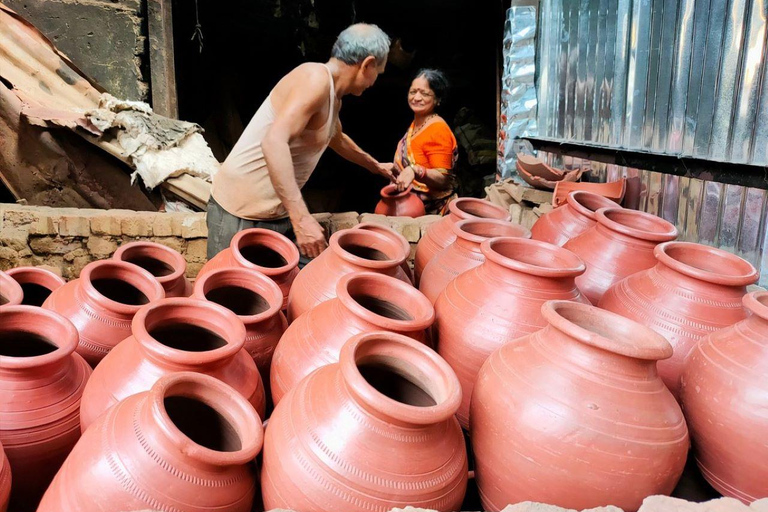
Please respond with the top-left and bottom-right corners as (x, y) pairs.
(471, 301), (689, 512)
(434, 237), (588, 429)
(414, 197), (511, 285)
(355, 221), (414, 284)
(198, 228), (300, 310)
(287, 229), (411, 322)
(375, 184), (426, 218)
(113, 241), (193, 297)
(6, 267), (65, 307)
(600, 241), (758, 399)
(262, 331), (468, 512)
(270, 271), (434, 406)
(419, 218), (531, 304)
(563, 207), (678, 304)
(530, 190), (617, 246)
(79, 297), (265, 431)
(0, 271), (23, 307)
(0, 305), (91, 511)
(38, 372), (264, 512)
(0, 443), (9, 512)
(680, 291), (768, 503)
(42, 260), (165, 366)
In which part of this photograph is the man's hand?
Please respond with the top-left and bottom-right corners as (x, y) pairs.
(372, 162), (396, 181)
(395, 166), (415, 192)
(293, 214), (328, 258)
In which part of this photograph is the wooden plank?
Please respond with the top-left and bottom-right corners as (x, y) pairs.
(147, 0), (178, 118)
(162, 174), (211, 210)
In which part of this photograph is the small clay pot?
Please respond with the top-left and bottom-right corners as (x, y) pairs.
(5, 267), (65, 307)
(419, 218), (531, 304)
(113, 241), (193, 297)
(80, 297), (266, 431)
(355, 222), (414, 284)
(375, 184), (426, 218)
(0, 442), (9, 512)
(271, 271), (434, 406)
(198, 228), (301, 310)
(42, 260), (166, 366)
(0, 270), (23, 307)
(531, 191), (618, 246)
(38, 372), (264, 512)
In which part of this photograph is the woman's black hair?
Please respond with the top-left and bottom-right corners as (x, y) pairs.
(414, 68), (450, 106)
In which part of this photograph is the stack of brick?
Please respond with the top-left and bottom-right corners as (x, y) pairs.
(485, 180), (554, 230)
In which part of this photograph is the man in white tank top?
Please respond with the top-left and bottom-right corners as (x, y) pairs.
(208, 24), (394, 262)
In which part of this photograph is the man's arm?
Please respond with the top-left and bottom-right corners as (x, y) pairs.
(329, 120), (395, 180)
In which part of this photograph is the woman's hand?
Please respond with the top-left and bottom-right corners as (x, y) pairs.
(395, 166), (415, 192)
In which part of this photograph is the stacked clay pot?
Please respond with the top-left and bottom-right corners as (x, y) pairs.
(287, 229), (410, 322)
(80, 298), (265, 430)
(355, 222), (414, 284)
(414, 197), (511, 285)
(271, 271), (434, 405)
(419, 218), (531, 304)
(198, 228), (300, 310)
(38, 372), (264, 512)
(434, 237), (589, 429)
(680, 291), (768, 503)
(471, 301), (688, 512)
(43, 260), (165, 366)
(0, 270), (23, 307)
(6, 267), (65, 307)
(531, 190), (617, 246)
(0, 443), (9, 512)
(0, 305), (91, 511)
(262, 331), (468, 512)
(600, 241), (757, 398)
(375, 184), (426, 218)
(113, 241), (193, 297)
(564, 207), (678, 304)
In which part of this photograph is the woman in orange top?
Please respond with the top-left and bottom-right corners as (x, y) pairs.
(393, 69), (458, 214)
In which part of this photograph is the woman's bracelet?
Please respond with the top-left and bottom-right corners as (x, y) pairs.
(413, 165), (427, 180)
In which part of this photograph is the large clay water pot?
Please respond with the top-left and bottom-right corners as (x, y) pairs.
(42, 260), (165, 366)
(262, 331), (468, 512)
(287, 229), (411, 322)
(113, 241), (193, 297)
(0, 270), (23, 307)
(680, 291), (768, 503)
(471, 301), (688, 512)
(0, 306), (91, 511)
(414, 198), (510, 285)
(531, 190), (617, 246)
(419, 218), (531, 304)
(198, 228), (300, 310)
(434, 237), (588, 429)
(79, 297), (265, 431)
(355, 221), (414, 284)
(600, 241), (757, 399)
(6, 267), (65, 307)
(563, 207), (678, 304)
(38, 372), (264, 512)
(375, 184), (426, 218)
(0, 443), (9, 512)
(270, 271), (434, 406)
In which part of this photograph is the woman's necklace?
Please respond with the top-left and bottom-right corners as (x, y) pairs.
(412, 114), (437, 136)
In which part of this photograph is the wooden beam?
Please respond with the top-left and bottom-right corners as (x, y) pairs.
(147, 0), (179, 119)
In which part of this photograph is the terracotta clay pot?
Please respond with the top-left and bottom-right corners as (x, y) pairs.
(680, 291), (768, 503)
(375, 184), (426, 218)
(471, 300), (688, 512)
(530, 190), (618, 246)
(198, 228), (300, 310)
(80, 297), (265, 431)
(192, 267), (287, 396)
(42, 260), (165, 366)
(600, 241), (758, 399)
(6, 267), (65, 307)
(271, 271), (434, 406)
(113, 241), (193, 297)
(38, 372), (264, 512)
(0, 443), (9, 512)
(563, 207), (678, 304)
(262, 331), (467, 512)
(0, 270), (23, 307)
(287, 229), (411, 322)
(414, 198), (510, 285)
(355, 221), (414, 284)
(419, 218), (531, 304)
(0, 306), (91, 511)
(434, 237), (588, 429)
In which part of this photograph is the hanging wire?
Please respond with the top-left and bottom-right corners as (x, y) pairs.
(191, 0), (204, 53)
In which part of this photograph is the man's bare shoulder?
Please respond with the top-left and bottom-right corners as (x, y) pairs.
(274, 63), (331, 97)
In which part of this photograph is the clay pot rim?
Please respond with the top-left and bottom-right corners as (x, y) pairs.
(79, 260), (166, 316)
(655, 241), (758, 286)
(0, 270), (24, 307)
(150, 372), (263, 466)
(0, 305), (79, 369)
(542, 300), (673, 361)
(355, 222), (410, 256)
(335, 272), (434, 331)
(330, 229), (407, 269)
(340, 331), (461, 425)
(113, 241), (187, 287)
(481, 237), (587, 278)
(6, 266), (66, 292)
(192, 267), (283, 324)
(595, 207), (678, 242)
(452, 218), (532, 245)
(448, 197), (511, 222)
(132, 297), (246, 366)
(380, 183), (413, 198)
(743, 291), (768, 320)
(231, 228), (300, 276)
(566, 191), (618, 220)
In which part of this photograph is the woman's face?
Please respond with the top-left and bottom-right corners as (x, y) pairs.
(408, 76), (437, 116)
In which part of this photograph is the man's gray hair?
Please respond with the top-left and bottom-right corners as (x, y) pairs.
(331, 24), (391, 65)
